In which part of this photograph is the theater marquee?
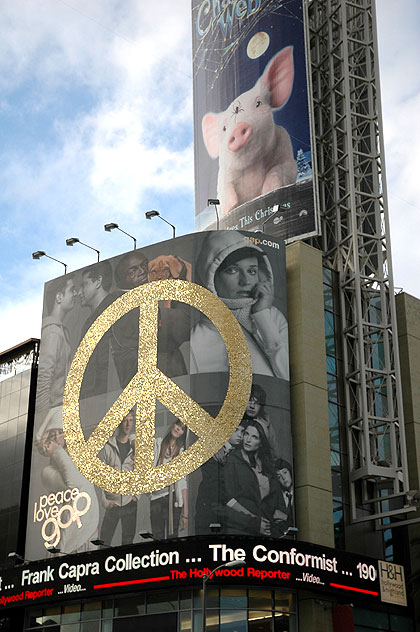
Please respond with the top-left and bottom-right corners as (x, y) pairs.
(1, 538), (403, 610)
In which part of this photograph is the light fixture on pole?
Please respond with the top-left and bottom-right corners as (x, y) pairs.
(280, 526), (299, 538)
(145, 210), (176, 239)
(208, 198), (220, 231)
(32, 251), (67, 275)
(262, 205), (281, 232)
(104, 223), (137, 250)
(202, 559), (246, 632)
(8, 552), (26, 565)
(66, 237), (100, 262)
(49, 547), (62, 555)
(91, 539), (111, 548)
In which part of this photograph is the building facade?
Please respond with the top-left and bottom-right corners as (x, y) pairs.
(0, 1), (419, 631)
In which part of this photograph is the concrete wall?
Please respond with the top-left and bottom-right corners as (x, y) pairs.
(286, 241), (334, 631)
(396, 293), (420, 492)
(396, 292), (420, 629)
(286, 241), (334, 547)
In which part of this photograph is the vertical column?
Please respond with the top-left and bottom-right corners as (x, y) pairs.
(286, 241), (334, 546)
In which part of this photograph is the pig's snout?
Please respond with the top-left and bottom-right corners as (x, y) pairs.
(227, 122), (252, 152)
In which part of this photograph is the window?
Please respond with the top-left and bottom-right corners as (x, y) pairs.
(25, 588), (296, 632)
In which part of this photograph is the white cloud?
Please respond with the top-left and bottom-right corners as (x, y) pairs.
(0, 295), (42, 353)
(376, 0), (420, 297)
(1, 0), (419, 354)
(0, 0), (194, 261)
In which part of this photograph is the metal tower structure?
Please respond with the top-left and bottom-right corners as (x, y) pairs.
(306, 0), (414, 525)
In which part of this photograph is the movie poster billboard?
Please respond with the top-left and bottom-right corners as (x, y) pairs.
(192, 0), (318, 240)
(25, 232), (293, 560)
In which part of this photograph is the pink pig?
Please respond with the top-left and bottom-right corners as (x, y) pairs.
(202, 46), (297, 216)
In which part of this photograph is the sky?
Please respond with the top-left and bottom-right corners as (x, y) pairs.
(0, 0), (419, 353)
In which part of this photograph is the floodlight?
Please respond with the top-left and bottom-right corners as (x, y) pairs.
(104, 223), (119, 232)
(32, 250), (67, 274)
(208, 198), (220, 230)
(104, 222), (137, 249)
(8, 552), (25, 565)
(66, 237), (79, 246)
(66, 237), (100, 262)
(145, 210), (159, 219)
(283, 526), (299, 537)
(145, 210), (176, 238)
(91, 539), (110, 547)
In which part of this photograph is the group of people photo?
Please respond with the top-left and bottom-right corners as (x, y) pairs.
(98, 412), (189, 546)
(38, 230), (288, 416)
(94, 379), (294, 545)
(194, 382), (294, 538)
(27, 231), (292, 556)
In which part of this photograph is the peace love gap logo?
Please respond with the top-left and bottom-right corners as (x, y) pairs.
(62, 279), (252, 495)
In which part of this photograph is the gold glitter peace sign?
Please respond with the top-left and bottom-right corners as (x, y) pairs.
(62, 279), (252, 495)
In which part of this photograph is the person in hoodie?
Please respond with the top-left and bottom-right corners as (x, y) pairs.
(189, 231), (289, 379)
(99, 411), (138, 546)
(242, 383), (281, 462)
(37, 275), (77, 415)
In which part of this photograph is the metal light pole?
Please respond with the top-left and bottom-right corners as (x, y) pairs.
(66, 237), (100, 262)
(202, 559), (246, 632)
(32, 251), (67, 274)
(145, 210), (176, 239)
(104, 222), (137, 249)
(208, 198), (220, 231)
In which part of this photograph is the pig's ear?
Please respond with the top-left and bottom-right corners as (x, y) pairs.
(262, 46), (294, 109)
(202, 113), (220, 158)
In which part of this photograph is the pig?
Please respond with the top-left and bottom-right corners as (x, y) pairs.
(202, 46), (297, 216)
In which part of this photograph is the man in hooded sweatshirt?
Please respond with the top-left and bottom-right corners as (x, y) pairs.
(99, 411), (138, 546)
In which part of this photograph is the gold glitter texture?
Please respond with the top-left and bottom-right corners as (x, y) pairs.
(63, 279), (252, 494)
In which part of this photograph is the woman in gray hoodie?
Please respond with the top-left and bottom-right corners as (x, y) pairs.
(189, 231), (289, 379)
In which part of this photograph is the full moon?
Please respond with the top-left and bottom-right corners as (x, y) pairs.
(247, 32), (270, 59)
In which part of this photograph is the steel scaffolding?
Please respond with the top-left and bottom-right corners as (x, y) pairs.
(306, 0), (413, 523)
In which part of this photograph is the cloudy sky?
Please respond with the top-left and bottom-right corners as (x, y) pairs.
(0, 0), (419, 353)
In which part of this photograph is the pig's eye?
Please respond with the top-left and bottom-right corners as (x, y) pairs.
(256, 100), (262, 108)
(223, 125), (227, 132)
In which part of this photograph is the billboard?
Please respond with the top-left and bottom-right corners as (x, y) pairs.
(25, 231), (292, 560)
(192, 0), (318, 240)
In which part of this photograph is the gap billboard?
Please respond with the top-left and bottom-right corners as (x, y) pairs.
(25, 232), (292, 560)
(192, 0), (318, 240)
